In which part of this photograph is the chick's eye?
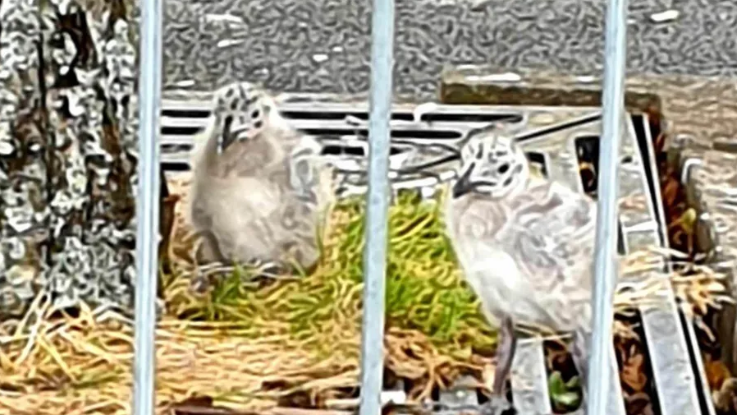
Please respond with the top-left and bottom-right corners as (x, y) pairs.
(498, 163), (510, 174)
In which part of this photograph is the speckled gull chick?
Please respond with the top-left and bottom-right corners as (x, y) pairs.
(188, 81), (334, 271)
(444, 126), (597, 410)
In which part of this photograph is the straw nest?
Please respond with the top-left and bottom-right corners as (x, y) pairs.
(0, 173), (731, 415)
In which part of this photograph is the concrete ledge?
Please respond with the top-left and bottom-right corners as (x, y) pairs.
(440, 65), (737, 154)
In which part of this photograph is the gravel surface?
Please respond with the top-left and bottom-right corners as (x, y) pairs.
(163, 0), (737, 99)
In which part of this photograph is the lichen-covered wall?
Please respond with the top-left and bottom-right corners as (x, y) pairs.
(0, 0), (140, 316)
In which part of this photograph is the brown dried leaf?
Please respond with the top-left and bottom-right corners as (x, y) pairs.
(621, 350), (647, 392)
(704, 357), (731, 392)
(713, 378), (737, 413)
(625, 391), (655, 415)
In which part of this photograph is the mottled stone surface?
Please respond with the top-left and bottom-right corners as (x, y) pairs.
(0, 0), (49, 317)
(0, 0), (144, 316)
(161, 0), (737, 100)
(41, 0), (140, 310)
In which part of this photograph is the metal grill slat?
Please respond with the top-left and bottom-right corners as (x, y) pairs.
(511, 338), (552, 414)
(682, 304), (719, 415)
(643, 307), (703, 414)
(621, 115), (704, 415)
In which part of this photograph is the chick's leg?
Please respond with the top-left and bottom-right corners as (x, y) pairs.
(492, 316), (517, 397)
(482, 316), (516, 415)
(252, 259), (288, 279)
(571, 328), (590, 406)
(190, 230), (228, 294)
(195, 230), (226, 264)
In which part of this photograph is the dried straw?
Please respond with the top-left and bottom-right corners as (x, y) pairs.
(0, 173), (730, 414)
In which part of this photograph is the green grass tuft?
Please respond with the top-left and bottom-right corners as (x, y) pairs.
(177, 191), (497, 358)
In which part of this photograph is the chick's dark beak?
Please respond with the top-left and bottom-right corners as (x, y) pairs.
(218, 115), (236, 154)
(452, 163), (475, 198)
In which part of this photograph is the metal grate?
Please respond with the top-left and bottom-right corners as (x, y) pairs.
(159, 96), (713, 414)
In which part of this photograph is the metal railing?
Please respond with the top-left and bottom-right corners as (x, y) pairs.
(132, 0), (162, 412)
(359, 0), (396, 412)
(131, 0), (629, 414)
(588, 0), (629, 413)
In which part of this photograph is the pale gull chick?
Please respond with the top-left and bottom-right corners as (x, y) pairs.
(444, 127), (597, 411)
(188, 82), (334, 273)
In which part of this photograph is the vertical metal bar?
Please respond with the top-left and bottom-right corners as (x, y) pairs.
(358, 0), (395, 412)
(132, 0), (163, 411)
(587, 0), (628, 413)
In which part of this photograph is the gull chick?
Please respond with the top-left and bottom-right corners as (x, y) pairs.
(188, 82), (334, 271)
(444, 127), (597, 410)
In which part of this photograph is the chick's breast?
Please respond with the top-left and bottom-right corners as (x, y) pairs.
(189, 174), (282, 263)
(189, 129), (333, 270)
(446, 180), (596, 333)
